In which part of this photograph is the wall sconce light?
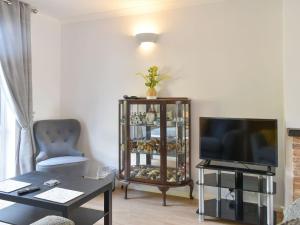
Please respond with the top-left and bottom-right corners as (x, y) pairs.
(135, 33), (159, 44)
(135, 33), (159, 51)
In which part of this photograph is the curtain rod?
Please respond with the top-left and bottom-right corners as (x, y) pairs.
(2, 0), (38, 13)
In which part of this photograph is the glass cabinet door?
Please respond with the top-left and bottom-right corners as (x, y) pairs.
(128, 103), (161, 182)
(119, 101), (126, 178)
(166, 102), (189, 183)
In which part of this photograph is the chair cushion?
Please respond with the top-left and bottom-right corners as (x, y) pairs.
(36, 156), (89, 176)
(37, 156), (88, 169)
(30, 215), (74, 225)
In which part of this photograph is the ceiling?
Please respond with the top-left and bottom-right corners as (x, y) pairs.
(22, 0), (223, 23)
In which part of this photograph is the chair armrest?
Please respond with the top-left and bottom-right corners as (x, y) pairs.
(36, 152), (49, 163)
(68, 148), (84, 157)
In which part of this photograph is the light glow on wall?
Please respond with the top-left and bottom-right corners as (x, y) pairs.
(139, 41), (156, 51)
(133, 21), (159, 36)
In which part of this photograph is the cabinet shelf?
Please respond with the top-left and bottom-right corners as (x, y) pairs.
(129, 151), (185, 157)
(123, 123), (187, 128)
(203, 173), (276, 194)
(129, 124), (160, 127)
(198, 199), (276, 225)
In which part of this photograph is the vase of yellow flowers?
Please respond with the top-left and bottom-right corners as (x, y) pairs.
(137, 65), (168, 99)
(146, 87), (157, 99)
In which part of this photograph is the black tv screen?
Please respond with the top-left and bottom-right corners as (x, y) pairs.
(200, 117), (278, 167)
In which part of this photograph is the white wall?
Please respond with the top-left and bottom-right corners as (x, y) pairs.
(283, 0), (300, 129)
(283, 0), (300, 206)
(31, 13), (61, 120)
(61, 0), (284, 206)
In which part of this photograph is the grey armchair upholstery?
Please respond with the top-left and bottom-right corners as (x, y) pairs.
(33, 119), (88, 176)
(30, 216), (74, 225)
(281, 198), (300, 224)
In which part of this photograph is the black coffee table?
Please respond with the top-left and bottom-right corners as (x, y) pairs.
(0, 171), (112, 225)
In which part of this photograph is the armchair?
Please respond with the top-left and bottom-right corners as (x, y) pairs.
(33, 119), (88, 176)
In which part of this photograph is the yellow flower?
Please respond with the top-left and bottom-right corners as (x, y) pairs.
(151, 65), (158, 72)
(136, 65), (169, 88)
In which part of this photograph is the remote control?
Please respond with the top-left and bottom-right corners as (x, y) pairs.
(123, 95), (139, 99)
(17, 186), (40, 196)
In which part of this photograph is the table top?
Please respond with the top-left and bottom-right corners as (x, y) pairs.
(0, 171), (112, 211)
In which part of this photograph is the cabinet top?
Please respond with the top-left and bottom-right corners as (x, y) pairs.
(119, 97), (190, 104)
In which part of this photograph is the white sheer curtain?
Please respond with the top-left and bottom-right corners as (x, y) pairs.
(0, 0), (34, 174)
(0, 64), (16, 180)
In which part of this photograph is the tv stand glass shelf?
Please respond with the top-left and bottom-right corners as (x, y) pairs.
(196, 161), (276, 225)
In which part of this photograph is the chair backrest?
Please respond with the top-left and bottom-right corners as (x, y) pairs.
(33, 119), (81, 162)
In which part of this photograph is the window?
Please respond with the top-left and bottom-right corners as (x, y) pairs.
(0, 64), (16, 180)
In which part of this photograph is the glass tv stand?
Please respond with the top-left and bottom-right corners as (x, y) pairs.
(196, 160), (276, 225)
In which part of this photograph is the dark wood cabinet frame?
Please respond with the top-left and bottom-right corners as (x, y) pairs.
(118, 98), (193, 206)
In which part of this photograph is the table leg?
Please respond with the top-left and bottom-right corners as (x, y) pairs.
(104, 189), (112, 225)
(62, 208), (70, 218)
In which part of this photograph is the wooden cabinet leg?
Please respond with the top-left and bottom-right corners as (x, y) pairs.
(158, 186), (169, 206)
(189, 180), (194, 199)
(162, 191), (166, 206)
(124, 182), (129, 199)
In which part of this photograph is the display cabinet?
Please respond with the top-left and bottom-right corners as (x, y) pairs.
(118, 98), (193, 206)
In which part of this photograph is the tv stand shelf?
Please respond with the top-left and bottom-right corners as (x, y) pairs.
(201, 173), (276, 194)
(196, 161), (276, 225)
(200, 199), (277, 225)
(196, 161), (276, 176)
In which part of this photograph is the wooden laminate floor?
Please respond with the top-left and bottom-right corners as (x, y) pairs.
(84, 189), (241, 225)
(0, 188), (282, 225)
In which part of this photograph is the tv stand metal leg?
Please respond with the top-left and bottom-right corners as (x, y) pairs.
(198, 167), (205, 222)
(266, 175), (274, 225)
(257, 175), (263, 220)
(216, 170), (221, 217)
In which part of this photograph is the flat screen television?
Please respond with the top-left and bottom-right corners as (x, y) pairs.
(199, 117), (278, 167)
